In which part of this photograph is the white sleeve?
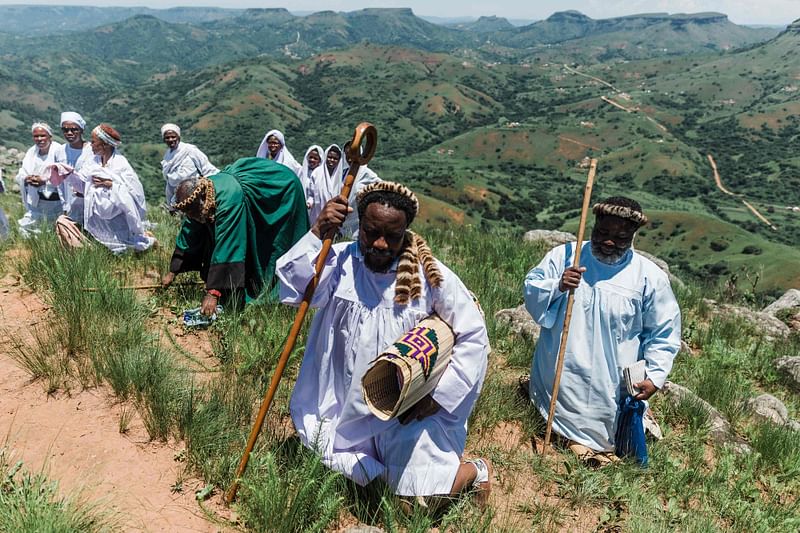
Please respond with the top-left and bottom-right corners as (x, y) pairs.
(430, 263), (490, 414)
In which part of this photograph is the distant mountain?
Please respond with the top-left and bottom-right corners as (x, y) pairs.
(499, 11), (778, 53)
(0, 5), (241, 34)
(451, 16), (515, 33)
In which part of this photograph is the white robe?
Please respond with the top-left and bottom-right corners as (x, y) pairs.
(15, 143), (63, 236)
(277, 232), (489, 496)
(255, 129), (301, 176)
(307, 144), (344, 226)
(524, 242), (681, 451)
(79, 152), (155, 254)
(160, 141), (219, 205)
(339, 164), (381, 238)
(298, 145), (324, 211)
(54, 142), (93, 224)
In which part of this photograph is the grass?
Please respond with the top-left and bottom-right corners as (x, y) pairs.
(3, 212), (800, 531)
(0, 448), (118, 532)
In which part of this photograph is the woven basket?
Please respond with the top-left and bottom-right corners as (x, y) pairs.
(362, 313), (454, 421)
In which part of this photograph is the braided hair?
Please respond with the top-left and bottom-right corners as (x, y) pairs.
(173, 177), (216, 223)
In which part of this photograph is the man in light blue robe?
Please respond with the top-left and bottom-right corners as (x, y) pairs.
(524, 196), (681, 453)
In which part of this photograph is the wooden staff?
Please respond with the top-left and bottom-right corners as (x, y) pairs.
(542, 158), (597, 452)
(224, 122), (378, 504)
(82, 281), (204, 292)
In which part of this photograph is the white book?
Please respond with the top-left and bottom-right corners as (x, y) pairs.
(623, 360), (647, 397)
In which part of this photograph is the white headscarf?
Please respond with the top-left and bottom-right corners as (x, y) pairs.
(93, 125), (121, 148)
(60, 112), (86, 130)
(298, 145), (324, 203)
(307, 144), (345, 224)
(161, 123), (181, 137)
(255, 129), (301, 175)
(31, 122), (53, 136)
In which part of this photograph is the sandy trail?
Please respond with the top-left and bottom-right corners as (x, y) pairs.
(0, 272), (226, 532)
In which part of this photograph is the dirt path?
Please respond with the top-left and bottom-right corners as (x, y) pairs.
(0, 273), (227, 532)
(707, 154), (778, 231)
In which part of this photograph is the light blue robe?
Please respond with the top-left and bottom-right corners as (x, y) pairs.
(524, 241), (681, 451)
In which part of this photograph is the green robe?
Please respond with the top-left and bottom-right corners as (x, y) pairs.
(169, 157), (309, 302)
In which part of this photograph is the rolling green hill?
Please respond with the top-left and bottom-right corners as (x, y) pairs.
(0, 9), (796, 292)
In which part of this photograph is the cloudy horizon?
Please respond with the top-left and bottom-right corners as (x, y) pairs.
(0, 0), (796, 25)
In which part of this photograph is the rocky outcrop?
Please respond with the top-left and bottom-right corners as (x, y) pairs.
(523, 229), (576, 249)
(763, 289), (800, 316)
(661, 381), (751, 454)
(637, 250), (685, 289)
(704, 299), (791, 339)
(495, 304), (540, 341)
(746, 393), (800, 431)
(775, 357), (800, 391)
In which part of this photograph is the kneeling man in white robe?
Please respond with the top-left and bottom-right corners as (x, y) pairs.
(277, 181), (491, 501)
(524, 196), (681, 456)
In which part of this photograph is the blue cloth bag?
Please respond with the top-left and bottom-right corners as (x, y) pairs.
(615, 395), (648, 466)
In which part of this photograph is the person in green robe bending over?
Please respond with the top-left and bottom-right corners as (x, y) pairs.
(161, 157), (309, 315)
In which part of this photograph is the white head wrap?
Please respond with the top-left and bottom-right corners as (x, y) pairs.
(31, 122), (53, 136)
(161, 123), (181, 137)
(60, 112), (86, 130)
(256, 129), (285, 159)
(92, 125), (121, 148)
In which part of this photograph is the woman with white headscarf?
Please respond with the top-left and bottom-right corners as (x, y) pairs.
(15, 122), (63, 237)
(70, 124), (155, 253)
(160, 123), (218, 206)
(307, 144), (345, 226)
(298, 145), (323, 214)
(255, 129), (301, 176)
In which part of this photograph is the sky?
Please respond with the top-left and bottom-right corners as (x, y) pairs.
(0, 0), (796, 25)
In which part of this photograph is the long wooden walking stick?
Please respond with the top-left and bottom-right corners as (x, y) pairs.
(224, 122), (378, 504)
(541, 158), (597, 453)
(82, 281), (204, 292)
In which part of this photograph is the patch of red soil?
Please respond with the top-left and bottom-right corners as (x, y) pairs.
(0, 273), (228, 532)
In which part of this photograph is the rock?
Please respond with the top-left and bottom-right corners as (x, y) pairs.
(775, 357), (800, 391)
(763, 289), (800, 316)
(523, 229), (576, 249)
(680, 340), (694, 356)
(704, 299), (791, 339)
(746, 394), (790, 425)
(661, 381), (751, 454)
(746, 393), (800, 431)
(495, 304), (540, 341)
(637, 249), (685, 289)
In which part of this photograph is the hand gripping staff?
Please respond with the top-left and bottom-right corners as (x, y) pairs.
(541, 158), (597, 453)
(224, 123), (378, 504)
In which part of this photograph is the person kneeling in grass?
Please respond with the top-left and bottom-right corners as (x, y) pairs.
(276, 181), (491, 507)
(523, 196), (681, 465)
(162, 157), (309, 314)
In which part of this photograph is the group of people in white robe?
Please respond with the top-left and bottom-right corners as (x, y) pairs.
(11, 115), (156, 253)
(8, 120), (380, 251)
(7, 114), (681, 508)
(256, 129), (381, 237)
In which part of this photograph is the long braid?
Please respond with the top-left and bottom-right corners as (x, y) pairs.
(394, 231), (442, 305)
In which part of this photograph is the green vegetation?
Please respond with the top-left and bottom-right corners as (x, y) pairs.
(0, 448), (117, 532)
(2, 210), (798, 530)
(0, 9), (796, 294)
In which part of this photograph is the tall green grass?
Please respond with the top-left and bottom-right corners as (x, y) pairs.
(0, 448), (118, 532)
(6, 221), (800, 531)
